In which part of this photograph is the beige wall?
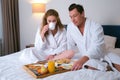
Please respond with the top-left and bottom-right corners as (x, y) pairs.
(19, 0), (120, 49)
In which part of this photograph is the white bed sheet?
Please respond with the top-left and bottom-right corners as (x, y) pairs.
(0, 48), (120, 80)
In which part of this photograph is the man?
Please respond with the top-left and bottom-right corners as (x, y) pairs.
(67, 3), (106, 70)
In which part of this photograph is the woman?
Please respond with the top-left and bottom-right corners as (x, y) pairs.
(34, 9), (74, 60)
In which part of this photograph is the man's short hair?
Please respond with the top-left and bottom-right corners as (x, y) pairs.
(68, 3), (84, 14)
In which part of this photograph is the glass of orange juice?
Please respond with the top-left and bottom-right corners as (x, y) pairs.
(48, 60), (55, 73)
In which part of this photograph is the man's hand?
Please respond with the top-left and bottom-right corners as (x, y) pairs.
(71, 56), (89, 70)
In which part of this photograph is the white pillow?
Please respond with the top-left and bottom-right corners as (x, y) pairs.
(104, 35), (117, 50)
(108, 48), (120, 56)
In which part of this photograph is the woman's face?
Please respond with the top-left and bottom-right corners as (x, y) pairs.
(47, 15), (57, 24)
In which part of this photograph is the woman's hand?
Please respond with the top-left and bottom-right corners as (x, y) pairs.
(71, 56), (89, 71)
(46, 55), (55, 60)
(41, 25), (49, 41)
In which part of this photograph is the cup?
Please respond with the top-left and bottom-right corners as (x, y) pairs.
(49, 22), (56, 30)
(48, 60), (55, 73)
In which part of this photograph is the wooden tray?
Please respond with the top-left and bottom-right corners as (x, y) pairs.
(23, 61), (71, 78)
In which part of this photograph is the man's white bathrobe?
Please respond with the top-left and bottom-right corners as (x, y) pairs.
(34, 27), (67, 57)
(67, 19), (107, 71)
(67, 19), (106, 59)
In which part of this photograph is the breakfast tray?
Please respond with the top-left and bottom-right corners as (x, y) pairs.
(23, 60), (71, 78)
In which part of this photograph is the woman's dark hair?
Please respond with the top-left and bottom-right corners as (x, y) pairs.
(68, 3), (84, 14)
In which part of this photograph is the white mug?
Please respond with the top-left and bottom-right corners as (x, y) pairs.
(49, 22), (56, 30)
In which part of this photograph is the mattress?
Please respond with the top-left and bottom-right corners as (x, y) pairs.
(0, 48), (120, 80)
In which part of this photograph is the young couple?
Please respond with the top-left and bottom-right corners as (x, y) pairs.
(34, 3), (120, 72)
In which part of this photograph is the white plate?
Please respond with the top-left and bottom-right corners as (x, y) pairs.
(60, 63), (73, 70)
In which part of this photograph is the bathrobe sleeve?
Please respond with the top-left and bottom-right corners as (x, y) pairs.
(34, 27), (47, 50)
(85, 23), (106, 59)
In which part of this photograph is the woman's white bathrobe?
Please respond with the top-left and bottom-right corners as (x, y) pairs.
(19, 27), (67, 64)
(34, 27), (67, 57)
(67, 19), (106, 59)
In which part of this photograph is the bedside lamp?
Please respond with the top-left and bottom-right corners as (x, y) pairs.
(32, 3), (46, 13)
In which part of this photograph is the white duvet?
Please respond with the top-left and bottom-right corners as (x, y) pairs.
(0, 48), (120, 80)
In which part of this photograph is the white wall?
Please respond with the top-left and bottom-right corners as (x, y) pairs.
(19, 0), (41, 49)
(19, 0), (120, 49)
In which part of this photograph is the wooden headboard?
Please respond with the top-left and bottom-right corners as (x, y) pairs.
(102, 25), (120, 48)
(64, 25), (120, 48)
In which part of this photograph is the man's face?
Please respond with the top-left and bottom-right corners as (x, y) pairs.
(69, 8), (84, 26)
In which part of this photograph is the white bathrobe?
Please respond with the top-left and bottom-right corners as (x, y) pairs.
(34, 27), (67, 57)
(104, 52), (120, 71)
(67, 19), (106, 59)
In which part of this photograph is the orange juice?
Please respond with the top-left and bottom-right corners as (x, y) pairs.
(48, 60), (55, 73)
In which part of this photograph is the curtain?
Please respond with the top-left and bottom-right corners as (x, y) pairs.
(1, 0), (20, 56)
(0, 1), (3, 55)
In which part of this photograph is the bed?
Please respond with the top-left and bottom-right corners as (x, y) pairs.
(102, 25), (120, 48)
(0, 25), (120, 80)
(102, 25), (120, 57)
